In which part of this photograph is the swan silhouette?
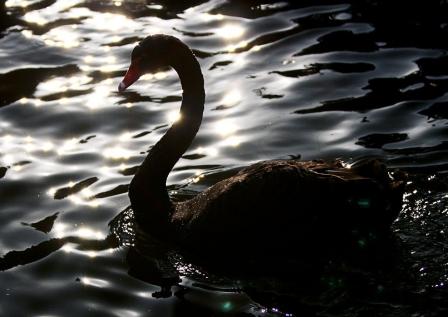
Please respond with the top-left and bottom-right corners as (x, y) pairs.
(118, 35), (404, 257)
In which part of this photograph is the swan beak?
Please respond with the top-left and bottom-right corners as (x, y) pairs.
(118, 61), (141, 92)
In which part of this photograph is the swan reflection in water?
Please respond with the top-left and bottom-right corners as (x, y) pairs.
(0, 202), (404, 316)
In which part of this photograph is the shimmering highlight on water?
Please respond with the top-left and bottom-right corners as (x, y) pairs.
(1, 0), (448, 316)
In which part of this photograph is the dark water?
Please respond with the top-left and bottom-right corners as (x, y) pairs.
(1, 0), (448, 316)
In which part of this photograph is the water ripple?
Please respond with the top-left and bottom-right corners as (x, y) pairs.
(1, 0), (448, 316)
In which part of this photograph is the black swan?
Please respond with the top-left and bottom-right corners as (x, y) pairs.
(118, 34), (405, 257)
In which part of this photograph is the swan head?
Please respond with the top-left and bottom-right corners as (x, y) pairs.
(118, 34), (183, 92)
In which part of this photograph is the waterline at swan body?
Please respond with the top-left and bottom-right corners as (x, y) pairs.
(118, 34), (404, 257)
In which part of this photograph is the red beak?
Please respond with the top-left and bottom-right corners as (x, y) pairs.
(118, 59), (141, 92)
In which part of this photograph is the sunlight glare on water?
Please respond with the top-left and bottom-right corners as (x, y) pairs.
(216, 23), (245, 39)
(1, 0), (448, 316)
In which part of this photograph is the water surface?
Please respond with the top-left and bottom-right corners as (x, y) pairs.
(1, 0), (448, 316)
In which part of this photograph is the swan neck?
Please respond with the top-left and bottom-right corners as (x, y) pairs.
(134, 48), (204, 187)
(173, 54), (205, 104)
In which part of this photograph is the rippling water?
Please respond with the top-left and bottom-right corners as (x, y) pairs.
(1, 0), (448, 316)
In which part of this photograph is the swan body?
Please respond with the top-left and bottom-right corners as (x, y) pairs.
(118, 35), (404, 257)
